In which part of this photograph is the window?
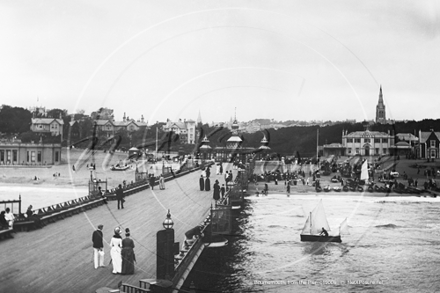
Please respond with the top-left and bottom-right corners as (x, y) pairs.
(7, 150), (11, 162)
(27, 151), (30, 162)
(375, 148), (379, 154)
(355, 148), (359, 154)
(37, 151), (42, 162)
(355, 139), (361, 143)
(364, 138), (370, 143)
(382, 138), (388, 143)
(0, 150), (4, 162)
(383, 148), (387, 154)
(431, 140), (436, 148)
(55, 151), (59, 162)
(13, 150), (17, 162)
(347, 138), (353, 143)
(374, 138), (380, 143)
(348, 149), (352, 154)
(31, 151), (36, 162)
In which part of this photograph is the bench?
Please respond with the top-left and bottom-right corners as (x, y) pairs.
(0, 228), (13, 241)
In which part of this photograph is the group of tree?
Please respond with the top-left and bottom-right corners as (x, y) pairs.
(2, 104), (440, 158)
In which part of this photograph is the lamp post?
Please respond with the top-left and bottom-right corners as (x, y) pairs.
(157, 209), (175, 280)
(162, 209), (174, 229)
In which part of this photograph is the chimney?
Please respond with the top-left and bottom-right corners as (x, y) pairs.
(141, 115), (144, 123)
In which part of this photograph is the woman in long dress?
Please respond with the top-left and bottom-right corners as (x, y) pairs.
(110, 227), (123, 274)
(121, 228), (136, 275)
(199, 175), (205, 191)
(213, 180), (220, 202)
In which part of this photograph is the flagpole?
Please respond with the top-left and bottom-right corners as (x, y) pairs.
(155, 126), (158, 160)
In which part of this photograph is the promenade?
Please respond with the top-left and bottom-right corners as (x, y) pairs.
(0, 164), (231, 293)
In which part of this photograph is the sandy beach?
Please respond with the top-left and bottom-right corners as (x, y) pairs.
(0, 148), (176, 210)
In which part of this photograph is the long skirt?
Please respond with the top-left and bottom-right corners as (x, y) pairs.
(110, 247), (122, 273)
(205, 178), (211, 191)
(121, 248), (135, 275)
(199, 178), (205, 191)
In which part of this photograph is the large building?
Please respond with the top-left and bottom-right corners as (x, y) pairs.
(162, 119), (197, 144)
(0, 139), (62, 165)
(323, 129), (396, 157)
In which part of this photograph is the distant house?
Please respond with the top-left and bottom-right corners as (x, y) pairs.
(162, 119), (197, 144)
(416, 130), (440, 159)
(94, 113), (148, 137)
(30, 118), (64, 139)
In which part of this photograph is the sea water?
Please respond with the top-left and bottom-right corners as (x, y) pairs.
(185, 193), (440, 292)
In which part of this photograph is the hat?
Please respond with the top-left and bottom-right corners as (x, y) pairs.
(114, 227), (121, 234)
(98, 224), (103, 229)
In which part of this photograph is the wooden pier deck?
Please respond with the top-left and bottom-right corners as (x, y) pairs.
(0, 164), (232, 293)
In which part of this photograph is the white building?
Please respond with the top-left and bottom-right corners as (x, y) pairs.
(162, 119), (197, 144)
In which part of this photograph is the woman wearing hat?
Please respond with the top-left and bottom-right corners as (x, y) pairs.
(110, 227), (122, 274)
(121, 228), (136, 275)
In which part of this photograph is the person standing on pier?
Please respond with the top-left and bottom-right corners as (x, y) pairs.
(110, 227), (122, 274)
(220, 184), (226, 198)
(213, 180), (220, 202)
(149, 175), (155, 190)
(205, 176), (211, 191)
(159, 174), (165, 190)
(121, 228), (135, 275)
(219, 163), (223, 175)
(199, 175), (205, 191)
(116, 184), (124, 210)
(206, 166), (211, 178)
(92, 224), (105, 269)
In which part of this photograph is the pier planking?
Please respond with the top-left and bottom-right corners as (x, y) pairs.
(0, 164), (232, 293)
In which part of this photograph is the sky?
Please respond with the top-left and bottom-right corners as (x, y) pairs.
(1, 0), (439, 125)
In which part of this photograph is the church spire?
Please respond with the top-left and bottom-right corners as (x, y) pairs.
(197, 110), (202, 125)
(376, 85), (386, 123)
(379, 85), (383, 103)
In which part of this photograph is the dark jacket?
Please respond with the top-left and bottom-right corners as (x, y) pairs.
(92, 230), (104, 248)
(116, 188), (124, 200)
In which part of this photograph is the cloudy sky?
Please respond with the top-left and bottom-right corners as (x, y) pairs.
(1, 0), (439, 124)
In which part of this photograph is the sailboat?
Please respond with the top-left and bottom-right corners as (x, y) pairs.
(300, 200), (348, 243)
(360, 159), (369, 183)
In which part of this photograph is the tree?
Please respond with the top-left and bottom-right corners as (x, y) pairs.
(0, 105), (32, 134)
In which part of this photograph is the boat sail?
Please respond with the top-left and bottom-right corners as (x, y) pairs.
(339, 218), (350, 235)
(300, 200), (342, 243)
(360, 159), (369, 182)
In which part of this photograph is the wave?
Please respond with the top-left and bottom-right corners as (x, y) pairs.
(375, 223), (398, 228)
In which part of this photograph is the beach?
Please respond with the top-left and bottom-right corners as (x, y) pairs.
(0, 148), (178, 210)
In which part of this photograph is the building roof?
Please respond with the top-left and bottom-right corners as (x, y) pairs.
(419, 131), (440, 143)
(396, 133), (418, 141)
(95, 120), (113, 126)
(323, 143), (344, 148)
(391, 141), (411, 149)
(31, 118), (64, 125)
(344, 130), (390, 138)
(227, 135), (242, 142)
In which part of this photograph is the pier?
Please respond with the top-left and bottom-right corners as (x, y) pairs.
(0, 162), (242, 292)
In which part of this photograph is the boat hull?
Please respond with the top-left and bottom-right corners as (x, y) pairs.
(300, 234), (342, 243)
